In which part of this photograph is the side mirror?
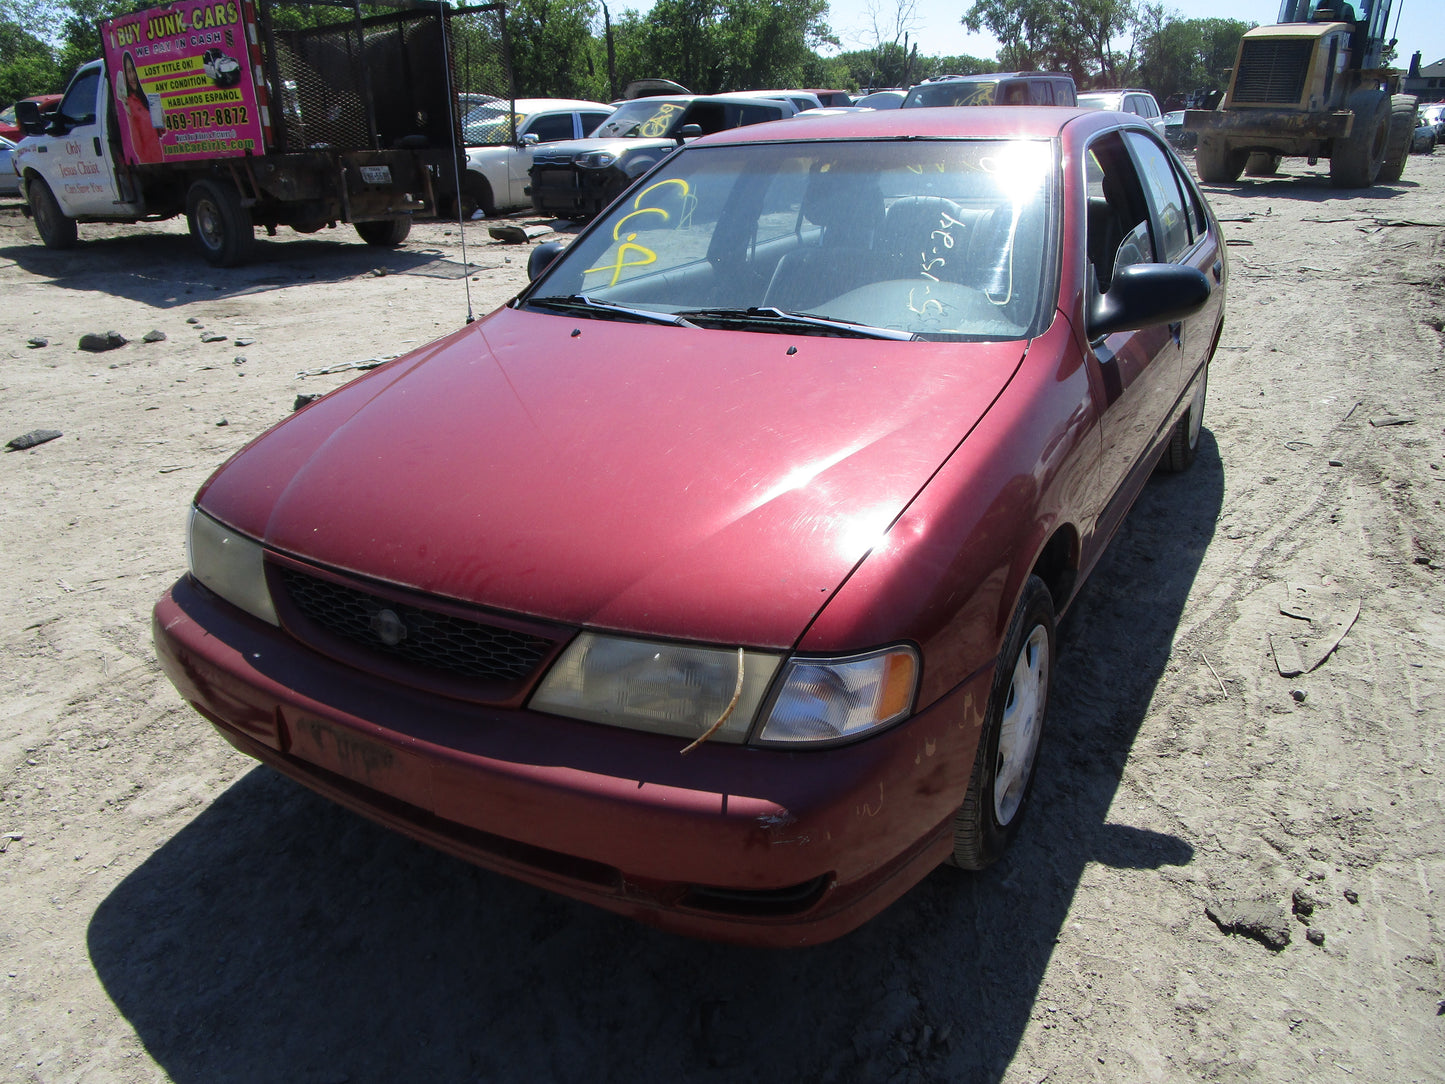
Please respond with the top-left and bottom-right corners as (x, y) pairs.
(15, 99), (46, 136)
(1087, 263), (1210, 339)
(674, 123), (702, 145)
(528, 240), (566, 280)
(519, 132), (539, 147)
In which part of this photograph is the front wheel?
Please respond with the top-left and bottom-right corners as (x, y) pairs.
(186, 179), (253, 266)
(1377, 94), (1415, 183)
(1331, 89), (1389, 188)
(27, 177), (78, 249)
(356, 217), (411, 246)
(950, 575), (1055, 870)
(1159, 365), (1208, 473)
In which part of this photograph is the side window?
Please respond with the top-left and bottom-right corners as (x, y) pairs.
(1124, 131), (1190, 261)
(60, 68), (100, 126)
(1084, 131), (1154, 291)
(737, 104), (784, 126)
(524, 113), (576, 143)
(1054, 80), (1076, 105)
(579, 111), (610, 136)
(1171, 153), (1211, 241)
(1001, 82), (1030, 104)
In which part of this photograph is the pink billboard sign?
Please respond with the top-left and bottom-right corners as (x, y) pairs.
(102, 1), (264, 166)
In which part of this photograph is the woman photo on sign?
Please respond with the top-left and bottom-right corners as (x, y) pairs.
(117, 51), (164, 164)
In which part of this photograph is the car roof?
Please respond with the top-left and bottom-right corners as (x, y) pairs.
(921, 72), (1072, 82)
(695, 105), (1102, 145)
(512, 98), (611, 113)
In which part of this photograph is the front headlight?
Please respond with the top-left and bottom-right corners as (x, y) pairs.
(186, 506), (278, 625)
(531, 633), (781, 744)
(575, 151), (616, 169)
(757, 647), (919, 745)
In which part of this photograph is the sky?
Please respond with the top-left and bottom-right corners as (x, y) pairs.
(818, 0), (1444, 70)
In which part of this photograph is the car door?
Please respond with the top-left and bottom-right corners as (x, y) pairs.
(1123, 128), (1224, 403)
(507, 111), (580, 207)
(38, 66), (123, 216)
(1081, 128), (1182, 536)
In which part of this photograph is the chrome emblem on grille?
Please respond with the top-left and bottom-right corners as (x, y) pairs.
(370, 608), (408, 647)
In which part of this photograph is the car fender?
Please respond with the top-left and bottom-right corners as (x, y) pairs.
(797, 314), (1100, 709)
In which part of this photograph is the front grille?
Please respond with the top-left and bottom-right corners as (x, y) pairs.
(277, 568), (553, 682)
(1232, 39), (1313, 104)
(530, 153), (575, 167)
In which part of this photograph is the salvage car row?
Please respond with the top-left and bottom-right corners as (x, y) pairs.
(154, 104), (1227, 945)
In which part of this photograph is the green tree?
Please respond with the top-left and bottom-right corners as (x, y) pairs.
(506, 0), (606, 99)
(962, 0), (1134, 82)
(1133, 7), (1252, 103)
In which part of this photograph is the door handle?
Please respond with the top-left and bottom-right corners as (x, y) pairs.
(93, 136), (102, 157)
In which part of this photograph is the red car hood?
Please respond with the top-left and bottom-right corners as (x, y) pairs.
(199, 306), (1026, 647)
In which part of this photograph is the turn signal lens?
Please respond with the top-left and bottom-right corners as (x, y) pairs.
(758, 647), (919, 745)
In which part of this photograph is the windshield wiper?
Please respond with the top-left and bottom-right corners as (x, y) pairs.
(528, 295), (697, 327)
(674, 307), (918, 341)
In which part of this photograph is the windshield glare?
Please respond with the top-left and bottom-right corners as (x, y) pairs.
(530, 138), (1056, 341)
(591, 98), (690, 140)
(905, 82), (999, 107)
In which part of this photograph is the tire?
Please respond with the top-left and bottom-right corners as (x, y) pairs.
(356, 217), (411, 246)
(27, 176), (77, 249)
(950, 575), (1055, 870)
(1159, 365), (1208, 473)
(1195, 134), (1247, 183)
(459, 173), (494, 219)
(1243, 152), (1282, 176)
(1378, 94), (1416, 183)
(186, 179), (253, 266)
(1331, 89), (1389, 188)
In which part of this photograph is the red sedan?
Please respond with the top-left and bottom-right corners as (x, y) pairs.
(154, 107), (1225, 946)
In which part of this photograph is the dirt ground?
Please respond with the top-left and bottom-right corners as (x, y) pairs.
(1, 148), (1443, 1084)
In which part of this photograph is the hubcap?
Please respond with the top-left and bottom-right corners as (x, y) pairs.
(196, 200), (222, 248)
(994, 624), (1048, 826)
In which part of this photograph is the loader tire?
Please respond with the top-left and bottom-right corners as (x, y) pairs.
(1331, 89), (1389, 188)
(1244, 152), (1282, 176)
(1377, 94), (1416, 184)
(1195, 134), (1247, 183)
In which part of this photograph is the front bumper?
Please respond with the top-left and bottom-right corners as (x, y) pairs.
(1182, 107), (1354, 141)
(153, 576), (991, 946)
(528, 163), (623, 219)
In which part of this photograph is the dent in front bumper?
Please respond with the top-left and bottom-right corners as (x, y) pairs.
(153, 575), (991, 946)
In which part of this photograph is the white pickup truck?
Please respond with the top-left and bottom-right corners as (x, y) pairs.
(12, 0), (461, 265)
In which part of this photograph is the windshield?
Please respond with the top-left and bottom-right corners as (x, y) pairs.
(590, 98), (691, 140)
(526, 137), (1057, 341)
(463, 103), (517, 145)
(905, 82), (998, 107)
